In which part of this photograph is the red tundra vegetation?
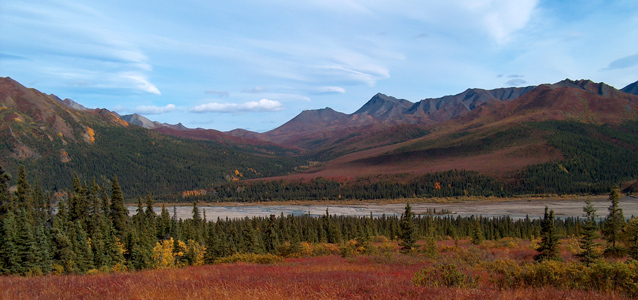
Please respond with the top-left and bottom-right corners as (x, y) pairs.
(1, 238), (634, 300)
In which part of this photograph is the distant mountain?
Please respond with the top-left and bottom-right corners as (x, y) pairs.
(621, 80), (638, 95)
(405, 86), (535, 123)
(0, 77), (304, 198)
(261, 86), (536, 150)
(272, 78), (638, 184)
(348, 93), (413, 124)
(50, 94), (91, 111)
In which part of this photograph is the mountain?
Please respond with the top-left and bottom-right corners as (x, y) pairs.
(0, 77), (304, 198)
(621, 80), (638, 95)
(268, 78), (638, 187)
(50, 94), (90, 111)
(261, 86), (536, 151)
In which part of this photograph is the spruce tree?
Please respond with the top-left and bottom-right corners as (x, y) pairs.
(470, 216), (485, 245)
(0, 211), (20, 274)
(535, 207), (560, 262)
(424, 215), (437, 257)
(578, 200), (599, 265)
(0, 165), (11, 218)
(399, 203), (417, 253)
(109, 175), (128, 237)
(603, 188), (625, 256)
(625, 217), (638, 260)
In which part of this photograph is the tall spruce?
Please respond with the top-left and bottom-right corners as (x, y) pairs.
(470, 216), (485, 245)
(578, 200), (599, 265)
(535, 207), (560, 262)
(109, 175), (128, 237)
(0, 165), (11, 218)
(603, 188), (625, 256)
(399, 203), (416, 253)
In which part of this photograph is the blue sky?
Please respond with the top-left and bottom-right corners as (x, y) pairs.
(1, 0), (637, 132)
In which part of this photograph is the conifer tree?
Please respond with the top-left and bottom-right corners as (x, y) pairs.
(535, 207), (560, 262)
(625, 217), (638, 260)
(109, 175), (128, 237)
(399, 203), (416, 253)
(0, 165), (11, 218)
(0, 211), (20, 274)
(264, 214), (280, 253)
(470, 216), (485, 245)
(603, 188), (625, 256)
(424, 214), (437, 257)
(578, 200), (599, 265)
(15, 166), (32, 213)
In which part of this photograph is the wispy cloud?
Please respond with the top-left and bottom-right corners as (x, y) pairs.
(241, 86), (268, 93)
(134, 104), (176, 114)
(603, 54), (638, 70)
(205, 89), (229, 97)
(189, 99), (284, 113)
(505, 78), (527, 86)
(313, 86), (346, 94)
(121, 73), (161, 95)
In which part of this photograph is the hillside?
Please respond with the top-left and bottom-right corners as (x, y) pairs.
(0, 77), (305, 198)
(222, 79), (638, 199)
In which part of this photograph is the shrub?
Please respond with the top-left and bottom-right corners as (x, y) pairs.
(413, 263), (478, 288)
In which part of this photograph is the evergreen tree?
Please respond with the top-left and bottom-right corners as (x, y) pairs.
(470, 216), (485, 245)
(625, 217), (638, 260)
(535, 207), (560, 262)
(578, 200), (599, 265)
(110, 175), (128, 237)
(603, 188), (625, 256)
(264, 214), (280, 253)
(0, 165), (11, 218)
(0, 211), (20, 274)
(398, 203), (417, 253)
(424, 215), (437, 257)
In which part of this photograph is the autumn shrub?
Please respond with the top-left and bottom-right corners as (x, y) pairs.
(413, 263), (478, 288)
(340, 239), (370, 257)
(214, 253), (284, 264)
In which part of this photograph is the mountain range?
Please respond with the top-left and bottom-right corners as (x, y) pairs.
(1, 76), (638, 198)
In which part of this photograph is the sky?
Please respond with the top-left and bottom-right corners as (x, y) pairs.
(1, 0), (637, 132)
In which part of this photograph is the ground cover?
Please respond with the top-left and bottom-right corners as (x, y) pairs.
(1, 238), (633, 300)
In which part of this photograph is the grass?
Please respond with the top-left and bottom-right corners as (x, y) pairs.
(0, 238), (633, 299)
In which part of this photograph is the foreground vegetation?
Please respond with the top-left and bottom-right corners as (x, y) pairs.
(1, 239), (637, 299)
(2, 165), (638, 298)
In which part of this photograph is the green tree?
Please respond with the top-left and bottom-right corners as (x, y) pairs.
(399, 203), (417, 253)
(603, 188), (625, 257)
(109, 175), (128, 237)
(470, 216), (485, 245)
(0, 165), (11, 218)
(578, 200), (599, 265)
(535, 207), (560, 262)
(624, 217), (638, 260)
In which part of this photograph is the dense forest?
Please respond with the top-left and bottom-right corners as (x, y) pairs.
(1, 165), (637, 276)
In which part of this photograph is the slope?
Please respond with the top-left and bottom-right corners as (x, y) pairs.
(0, 77), (305, 198)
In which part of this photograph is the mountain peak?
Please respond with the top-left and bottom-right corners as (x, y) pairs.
(352, 93), (413, 119)
(621, 80), (638, 95)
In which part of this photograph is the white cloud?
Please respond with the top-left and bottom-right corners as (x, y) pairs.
(189, 99), (284, 113)
(134, 104), (176, 114)
(314, 86), (346, 94)
(121, 73), (161, 95)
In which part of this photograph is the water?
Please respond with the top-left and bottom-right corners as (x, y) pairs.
(130, 196), (638, 221)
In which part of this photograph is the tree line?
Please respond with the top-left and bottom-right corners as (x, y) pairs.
(1, 165), (637, 276)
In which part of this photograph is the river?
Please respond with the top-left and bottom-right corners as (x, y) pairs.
(130, 196), (638, 221)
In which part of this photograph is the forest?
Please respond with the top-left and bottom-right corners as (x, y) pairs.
(1, 165), (637, 277)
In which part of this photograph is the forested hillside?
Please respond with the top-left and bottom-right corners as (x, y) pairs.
(0, 77), (305, 198)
